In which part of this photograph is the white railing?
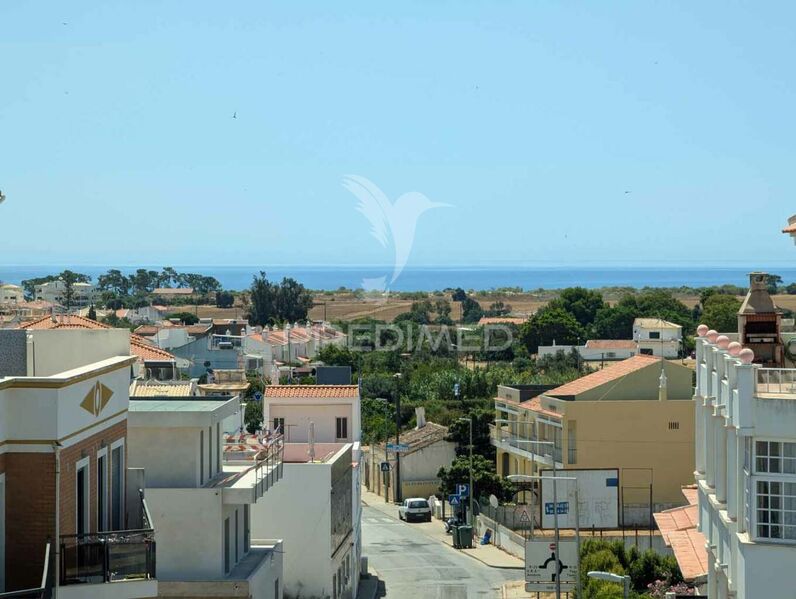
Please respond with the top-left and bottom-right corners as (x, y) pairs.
(757, 368), (796, 396)
(488, 424), (563, 463)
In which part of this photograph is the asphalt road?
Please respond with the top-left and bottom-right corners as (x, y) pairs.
(362, 504), (519, 599)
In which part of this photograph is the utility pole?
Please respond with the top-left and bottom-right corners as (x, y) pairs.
(458, 415), (474, 526)
(394, 372), (403, 503)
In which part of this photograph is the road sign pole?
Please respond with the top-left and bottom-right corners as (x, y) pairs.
(553, 455), (560, 599)
(469, 416), (474, 528)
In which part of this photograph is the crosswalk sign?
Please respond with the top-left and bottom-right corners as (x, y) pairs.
(449, 495), (461, 506)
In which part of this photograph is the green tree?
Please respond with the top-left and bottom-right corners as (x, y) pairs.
(97, 269), (131, 296)
(276, 277), (314, 323)
(87, 304), (97, 321)
(167, 311), (199, 325)
(461, 297), (484, 323)
(59, 270), (91, 309)
(216, 290), (234, 308)
(451, 288), (467, 302)
(549, 287), (605, 328)
(446, 409), (495, 461)
(437, 454), (513, 502)
(100, 313), (136, 331)
(591, 304), (638, 339)
(247, 272), (314, 325)
(519, 306), (584, 354)
(21, 275), (57, 299)
(701, 294), (742, 333)
(766, 274), (783, 294)
(434, 299), (454, 325)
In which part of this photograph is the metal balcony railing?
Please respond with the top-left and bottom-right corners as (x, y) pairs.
(489, 424), (563, 463)
(757, 368), (796, 396)
(222, 433), (285, 498)
(59, 498), (156, 586)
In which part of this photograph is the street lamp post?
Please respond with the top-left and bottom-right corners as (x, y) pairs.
(393, 372), (403, 504)
(458, 416), (474, 526)
(587, 571), (631, 599)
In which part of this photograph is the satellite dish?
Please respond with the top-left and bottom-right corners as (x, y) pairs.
(489, 494), (499, 508)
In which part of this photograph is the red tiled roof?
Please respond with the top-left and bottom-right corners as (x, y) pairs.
(19, 314), (175, 362)
(584, 339), (636, 350)
(546, 354), (661, 397)
(653, 487), (707, 582)
(264, 385), (359, 398)
(522, 397), (562, 420)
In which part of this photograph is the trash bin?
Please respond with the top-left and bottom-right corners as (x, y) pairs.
(458, 525), (473, 549)
(451, 525), (461, 549)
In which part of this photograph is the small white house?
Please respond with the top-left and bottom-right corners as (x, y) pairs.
(0, 284), (23, 305)
(34, 279), (98, 306)
(633, 318), (682, 358)
(264, 384), (361, 444)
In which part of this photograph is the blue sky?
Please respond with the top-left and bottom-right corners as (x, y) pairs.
(1, 1), (795, 267)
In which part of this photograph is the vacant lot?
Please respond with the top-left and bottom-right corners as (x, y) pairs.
(176, 292), (796, 324)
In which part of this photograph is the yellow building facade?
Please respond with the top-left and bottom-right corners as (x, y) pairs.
(491, 355), (695, 519)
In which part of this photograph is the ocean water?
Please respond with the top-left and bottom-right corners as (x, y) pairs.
(3, 265), (796, 292)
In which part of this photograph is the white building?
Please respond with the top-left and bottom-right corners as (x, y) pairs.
(537, 339), (637, 362)
(250, 443), (359, 599)
(257, 384), (363, 599)
(264, 385), (361, 444)
(634, 318), (682, 358)
(127, 396), (284, 599)
(35, 279), (98, 307)
(0, 284), (23, 305)
(695, 322), (796, 598)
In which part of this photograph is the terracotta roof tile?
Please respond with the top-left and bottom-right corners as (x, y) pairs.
(264, 385), (359, 398)
(19, 314), (175, 362)
(546, 354), (661, 397)
(522, 397), (562, 419)
(377, 422), (449, 453)
(653, 493), (707, 582)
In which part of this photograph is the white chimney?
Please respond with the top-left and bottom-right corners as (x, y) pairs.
(658, 368), (668, 402)
(415, 407), (426, 429)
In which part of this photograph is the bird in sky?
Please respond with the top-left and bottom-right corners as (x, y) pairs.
(343, 175), (451, 292)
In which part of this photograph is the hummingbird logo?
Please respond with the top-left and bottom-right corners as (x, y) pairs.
(343, 175), (451, 291)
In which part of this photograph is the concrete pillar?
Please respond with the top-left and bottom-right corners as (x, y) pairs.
(726, 428), (737, 518)
(696, 400), (706, 475)
(716, 422), (727, 504)
(707, 548), (717, 599)
(706, 402), (716, 489)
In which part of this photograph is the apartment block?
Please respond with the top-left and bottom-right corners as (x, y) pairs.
(127, 395), (284, 599)
(0, 328), (157, 598)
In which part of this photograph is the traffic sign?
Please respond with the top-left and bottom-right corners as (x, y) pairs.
(456, 483), (470, 497)
(253, 391), (263, 402)
(525, 538), (578, 592)
(449, 495), (461, 506)
(544, 501), (569, 515)
(380, 461), (391, 472)
(386, 443), (410, 453)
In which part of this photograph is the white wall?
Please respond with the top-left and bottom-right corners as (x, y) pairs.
(146, 488), (224, 580)
(403, 440), (456, 482)
(128, 427), (200, 488)
(0, 473), (4, 593)
(251, 462), (334, 598)
(248, 543), (284, 599)
(28, 329), (131, 376)
(267, 403), (355, 443)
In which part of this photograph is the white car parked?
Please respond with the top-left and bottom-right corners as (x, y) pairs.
(398, 498), (432, 522)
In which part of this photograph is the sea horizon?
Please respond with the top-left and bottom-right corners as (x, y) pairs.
(3, 264), (796, 293)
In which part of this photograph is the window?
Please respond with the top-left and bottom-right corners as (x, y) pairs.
(336, 417), (348, 440)
(275, 578), (280, 599)
(244, 505), (250, 552)
(97, 450), (108, 531)
(668, 421), (680, 430)
(753, 440), (796, 541)
(273, 418), (285, 434)
(76, 458), (90, 535)
(567, 420), (577, 465)
(110, 441), (124, 530)
(224, 518), (231, 573)
(756, 441), (796, 474)
(649, 331), (661, 339)
(640, 348), (654, 355)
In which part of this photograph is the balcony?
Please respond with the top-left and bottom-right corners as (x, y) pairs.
(489, 424), (563, 466)
(58, 495), (156, 599)
(757, 368), (796, 397)
(209, 433), (284, 504)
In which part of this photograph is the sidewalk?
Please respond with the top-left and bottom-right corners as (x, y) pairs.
(362, 487), (524, 570)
